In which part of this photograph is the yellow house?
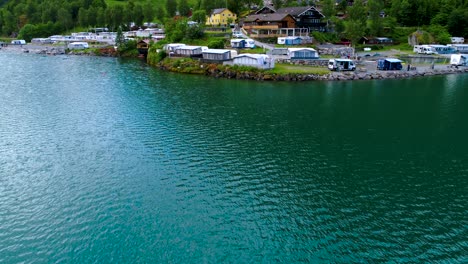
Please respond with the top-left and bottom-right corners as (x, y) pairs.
(206, 8), (237, 27)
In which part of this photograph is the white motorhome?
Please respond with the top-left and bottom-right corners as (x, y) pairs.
(68, 42), (89, 49)
(414, 45), (437, 55)
(328, 59), (356, 71)
(450, 54), (467, 66)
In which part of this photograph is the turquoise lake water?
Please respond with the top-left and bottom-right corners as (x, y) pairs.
(0, 52), (467, 263)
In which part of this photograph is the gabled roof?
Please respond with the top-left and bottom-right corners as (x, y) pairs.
(255, 5), (276, 14)
(276, 6), (324, 18)
(244, 13), (295, 23)
(211, 8), (228, 15)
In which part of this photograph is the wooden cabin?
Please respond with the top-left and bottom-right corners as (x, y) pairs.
(137, 40), (150, 55)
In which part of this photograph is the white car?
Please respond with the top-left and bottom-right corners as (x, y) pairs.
(232, 33), (244, 38)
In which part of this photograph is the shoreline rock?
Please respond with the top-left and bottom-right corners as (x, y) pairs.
(4, 45), (467, 81)
(154, 59), (468, 82)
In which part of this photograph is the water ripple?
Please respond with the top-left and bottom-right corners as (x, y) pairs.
(0, 53), (467, 263)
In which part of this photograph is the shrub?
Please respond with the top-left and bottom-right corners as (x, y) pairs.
(118, 39), (137, 57)
(311, 31), (340, 44)
(147, 48), (167, 65)
(207, 39), (225, 49)
(154, 50), (167, 62)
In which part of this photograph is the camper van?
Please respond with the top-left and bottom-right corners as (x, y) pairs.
(414, 45), (437, 55)
(450, 54), (467, 67)
(328, 59), (356, 71)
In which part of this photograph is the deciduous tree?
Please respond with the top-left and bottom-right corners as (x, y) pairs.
(166, 0), (177, 17)
(368, 0), (384, 36)
(178, 0), (190, 17)
(191, 10), (206, 24)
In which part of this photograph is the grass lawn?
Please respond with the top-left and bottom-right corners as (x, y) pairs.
(239, 47), (267, 54)
(267, 63), (330, 75)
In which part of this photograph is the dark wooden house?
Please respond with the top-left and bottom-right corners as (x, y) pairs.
(243, 13), (296, 37)
(275, 6), (326, 32)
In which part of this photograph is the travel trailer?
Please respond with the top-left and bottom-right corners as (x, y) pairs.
(245, 39), (255, 48)
(68, 42), (89, 49)
(451, 37), (465, 44)
(328, 59), (356, 71)
(11, 39), (26, 45)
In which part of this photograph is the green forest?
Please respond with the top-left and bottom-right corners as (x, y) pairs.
(0, 0), (467, 43)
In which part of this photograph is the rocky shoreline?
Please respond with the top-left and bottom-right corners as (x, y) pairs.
(156, 60), (468, 82)
(4, 44), (467, 81)
(1, 43), (117, 56)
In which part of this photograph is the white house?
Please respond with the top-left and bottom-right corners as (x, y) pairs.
(232, 54), (275, 69)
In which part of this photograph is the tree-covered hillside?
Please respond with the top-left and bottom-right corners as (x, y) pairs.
(0, 0), (467, 43)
